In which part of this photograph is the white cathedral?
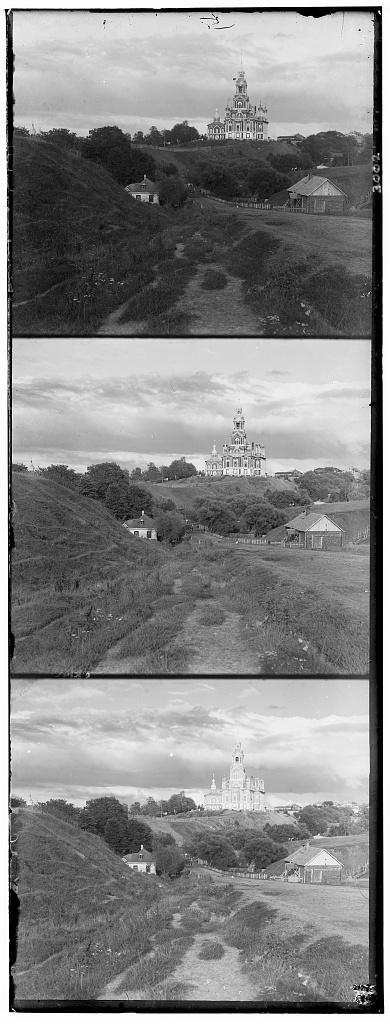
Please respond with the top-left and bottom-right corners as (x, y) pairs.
(204, 742), (266, 812)
(208, 68), (269, 142)
(205, 408), (266, 477)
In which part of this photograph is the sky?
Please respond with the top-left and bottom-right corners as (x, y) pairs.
(11, 679), (369, 808)
(12, 10), (374, 138)
(12, 338), (371, 475)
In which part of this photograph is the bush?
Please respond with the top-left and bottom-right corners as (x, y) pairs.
(198, 607), (226, 626)
(201, 269), (227, 291)
(198, 940), (225, 961)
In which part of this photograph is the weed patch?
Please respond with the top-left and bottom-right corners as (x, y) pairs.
(201, 269), (228, 291)
(198, 606), (226, 626)
(198, 940), (225, 961)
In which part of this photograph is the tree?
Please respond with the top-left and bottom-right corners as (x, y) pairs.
(133, 131), (144, 144)
(169, 121), (199, 145)
(130, 467), (143, 481)
(155, 511), (186, 544)
(10, 796), (27, 807)
(37, 799), (81, 825)
(196, 837), (238, 870)
(79, 796), (128, 838)
(242, 836), (287, 870)
(38, 464), (80, 490)
(158, 176), (187, 207)
(105, 481), (132, 519)
(126, 818), (154, 851)
(155, 846), (185, 877)
(167, 792), (196, 815)
(246, 167), (289, 202)
(14, 125), (30, 137)
(142, 462), (161, 482)
(194, 164), (240, 200)
(84, 462), (129, 500)
(167, 458), (197, 480)
(81, 126), (155, 186)
(264, 489), (299, 509)
(145, 126), (164, 147)
(263, 822), (299, 843)
(12, 463), (27, 472)
(41, 128), (79, 150)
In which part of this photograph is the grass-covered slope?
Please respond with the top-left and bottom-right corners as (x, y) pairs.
(11, 807), (163, 1002)
(12, 136), (166, 333)
(11, 472), (166, 674)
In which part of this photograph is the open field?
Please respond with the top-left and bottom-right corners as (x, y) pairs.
(12, 808), (369, 1006)
(11, 473), (369, 675)
(13, 137), (372, 336)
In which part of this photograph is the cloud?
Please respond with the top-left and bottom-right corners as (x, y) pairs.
(11, 682), (369, 806)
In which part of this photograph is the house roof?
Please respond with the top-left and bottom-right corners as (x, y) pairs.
(266, 188), (290, 207)
(125, 176), (159, 195)
(124, 514), (156, 530)
(288, 175), (346, 197)
(285, 845), (343, 868)
(123, 847), (155, 864)
(286, 511), (344, 533)
(264, 523), (288, 542)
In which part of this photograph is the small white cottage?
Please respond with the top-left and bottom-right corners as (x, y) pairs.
(123, 511), (157, 540)
(125, 174), (160, 204)
(122, 844), (156, 874)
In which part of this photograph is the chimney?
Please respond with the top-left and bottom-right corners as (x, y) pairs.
(140, 844), (144, 851)
(143, 174), (147, 181)
(305, 840), (310, 849)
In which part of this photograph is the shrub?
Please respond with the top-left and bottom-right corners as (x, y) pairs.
(198, 607), (226, 626)
(201, 269), (227, 291)
(198, 940), (225, 961)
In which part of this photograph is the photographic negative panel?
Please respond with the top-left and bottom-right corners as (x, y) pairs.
(10, 677), (377, 1009)
(11, 337), (371, 678)
(10, 9), (378, 338)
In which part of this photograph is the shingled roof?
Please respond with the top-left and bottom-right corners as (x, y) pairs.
(288, 175), (346, 197)
(123, 846), (155, 864)
(123, 514), (156, 530)
(125, 174), (159, 195)
(285, 845), (343, 867)
(286, 511), (344, 533)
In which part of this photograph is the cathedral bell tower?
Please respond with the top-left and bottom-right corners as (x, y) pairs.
(231, 407), (247, 448)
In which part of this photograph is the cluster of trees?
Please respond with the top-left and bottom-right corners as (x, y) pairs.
(14, 795), (186, 877)
(294, 130), (373, 168)
(16, 125), (188, 207)
(293, 801), (369, 837)
(131, 457), (197, 482)
(129, 791), (197, 816)
(15, 461), (188, 544)
(190, 826), (288, 871)
(296, 467), (370, 503)
(191, 493), (290, 537)
(136, 121), (200, 147)
(190, 159), (289, 202)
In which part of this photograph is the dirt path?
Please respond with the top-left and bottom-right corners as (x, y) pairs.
(170, 932), (258, 1001)
(171, 598), (262, 674)
(173, 261), (269, 335)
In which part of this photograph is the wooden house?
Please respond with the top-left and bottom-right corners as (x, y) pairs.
(284, 843), (343, 884)
(285, 510), (345, 549)
(123, 511), (157, 540)
(122, 844), (156, 874)
(287, 174), (347, 214)
(125, 174), (160, 204)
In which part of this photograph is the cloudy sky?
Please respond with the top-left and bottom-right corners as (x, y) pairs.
(12, 338), (371, 475)
(12, 10), (374, 137)
(11, 679), (369, 808)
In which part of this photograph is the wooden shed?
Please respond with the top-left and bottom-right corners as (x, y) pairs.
(284, 843), (343, 884)
(288, 174), (347, 214)
(285, 511), (345, 549)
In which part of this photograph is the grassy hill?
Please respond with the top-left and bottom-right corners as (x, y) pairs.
(11, 808), (369, 1004)
(148, 810), (292, 847)
(12, 136), (171, 334)
(11, 471), (169, 674)
(141, 474), (299, 511)
(11, 806), (225, 1003)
